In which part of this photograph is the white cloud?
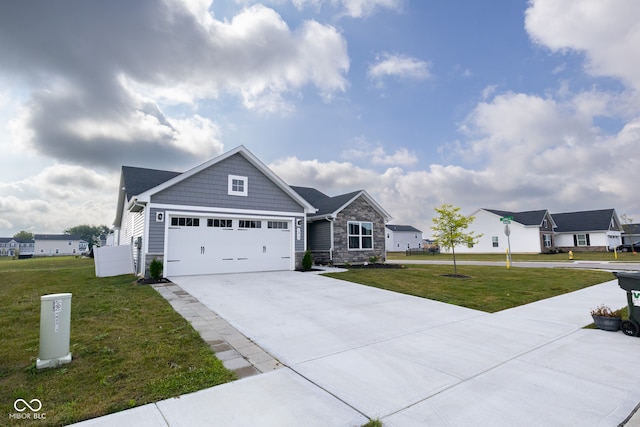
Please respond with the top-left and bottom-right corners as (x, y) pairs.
(368, 53), (431, 87)
(0, 1), (349, 168)
(342, 138), (418, 166)
(0, 166), (118, 235)
(290, 0), (403, 18)
(525, 0), (640, 90)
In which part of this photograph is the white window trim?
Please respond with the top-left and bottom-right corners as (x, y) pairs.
(576, 234), (588, 246)
(228, 175), (248, 197)
(347, 221), (374, 251)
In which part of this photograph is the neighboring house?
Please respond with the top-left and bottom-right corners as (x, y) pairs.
(113, 146), (315, 276)
(552, 209), (622, 252)
(448, 208), (622, 254)
(385, 225), (423, 251)
(622, 223), (640, 245)
(452, 209), (556, 254)
(0, 238), (19, 256)
(34, 234), (83, 256)
(291, 186), (392, 265)
(0, 238), (36, 257)
(19, 239), (35, 257)
(79, 240), (89, 254)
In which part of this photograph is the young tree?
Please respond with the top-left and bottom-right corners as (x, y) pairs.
(431, 204), (482, 276)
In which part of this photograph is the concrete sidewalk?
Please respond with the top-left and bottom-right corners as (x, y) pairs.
(70, 271), (640, 426)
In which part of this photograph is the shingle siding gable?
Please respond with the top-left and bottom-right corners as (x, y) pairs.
(151, 154), (304, 213)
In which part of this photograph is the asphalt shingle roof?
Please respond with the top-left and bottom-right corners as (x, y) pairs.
(291, 186), (361, 217)
(386, 225), (422, 233)
(552, 209), (617, 232)
(121, 166), (181, 200)
(485, 209), (549, 226)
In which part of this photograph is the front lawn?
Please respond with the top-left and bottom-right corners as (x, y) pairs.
(0, 257), (235, 426)
(324, 264), (616, 312)
(386, 251), (640, 262)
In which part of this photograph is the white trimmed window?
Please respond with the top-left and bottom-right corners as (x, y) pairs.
(492, 236), (499, 248)
(576, 234), (588, 246)
(228, 175), (248, 196)
(348, 221), (373, 250)
(543, 234), (552, 248)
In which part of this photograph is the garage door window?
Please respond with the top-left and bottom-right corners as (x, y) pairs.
(267, 221), (288, 229)
(171, 217), (200, 227)
(208, 219), (233, 228)
(348, 221), (373, 250)
(239, 220), (261, 228)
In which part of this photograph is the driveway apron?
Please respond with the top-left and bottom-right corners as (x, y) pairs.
(172, 271), (640, 426)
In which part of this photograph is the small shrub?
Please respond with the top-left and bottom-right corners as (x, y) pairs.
(149, 258), (163, 280)
(369, 255), (379, 264)
(301, 251), (313, 271)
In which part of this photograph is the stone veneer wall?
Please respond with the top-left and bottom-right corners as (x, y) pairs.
(332, 196), (386, 264)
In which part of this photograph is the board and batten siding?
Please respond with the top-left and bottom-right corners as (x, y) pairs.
(308, 220), (331, 251)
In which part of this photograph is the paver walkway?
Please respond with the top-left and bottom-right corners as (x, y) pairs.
(153, 282), (283, 378)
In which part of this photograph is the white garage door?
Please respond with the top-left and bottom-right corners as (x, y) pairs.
(166, 216), (292, 276)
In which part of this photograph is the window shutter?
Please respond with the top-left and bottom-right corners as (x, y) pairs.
(573, 235), (577, 246)
(586, 234), (590, 246)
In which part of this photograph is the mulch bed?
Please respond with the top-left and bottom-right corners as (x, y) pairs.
(136, 277), (173, 285)
(339, 263), (404, 269)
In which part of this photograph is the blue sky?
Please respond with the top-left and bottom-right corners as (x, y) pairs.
(0, 0), (639, 237)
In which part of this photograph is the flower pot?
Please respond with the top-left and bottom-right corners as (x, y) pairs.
(592, 315), (622, 331)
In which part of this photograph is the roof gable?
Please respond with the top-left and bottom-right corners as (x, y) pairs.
(292, 186), (391, 221)
(135, 146), (313, 212)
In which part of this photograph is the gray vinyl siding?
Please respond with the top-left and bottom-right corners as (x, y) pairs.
(148, 207), (165, 254)
(151, 154), (304, 213)
(145, 154), (308, 255)
(308, 220), (332, 251)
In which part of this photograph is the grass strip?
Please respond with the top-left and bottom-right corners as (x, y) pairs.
(324, 264), (615, 313)
(0, 257), (235, 426)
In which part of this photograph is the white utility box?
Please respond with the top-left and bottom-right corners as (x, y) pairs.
(36, 293), (72, 369)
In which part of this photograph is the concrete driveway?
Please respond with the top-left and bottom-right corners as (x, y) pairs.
(166, 270), (640, 426)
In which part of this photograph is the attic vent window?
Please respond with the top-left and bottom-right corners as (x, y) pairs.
(228, 175), (248, 196)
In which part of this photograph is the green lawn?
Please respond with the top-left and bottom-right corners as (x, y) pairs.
(0, 257), (235, 426)
(386, 251), (640, 262)
(324, 264), (617, 312)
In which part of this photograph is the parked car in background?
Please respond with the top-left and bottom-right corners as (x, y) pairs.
(616, 241), (640, 252)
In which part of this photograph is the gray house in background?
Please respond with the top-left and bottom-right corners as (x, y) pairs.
(291, 187), (392, 265)
(385, 224), (423, 251)
(622, 223), (640, 245)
